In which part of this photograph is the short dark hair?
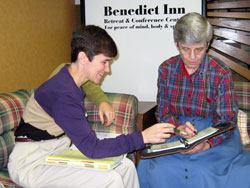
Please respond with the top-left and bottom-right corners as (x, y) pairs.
(71, 25), (118, 62)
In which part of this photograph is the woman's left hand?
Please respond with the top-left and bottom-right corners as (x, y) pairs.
(98, 102), (115, 126)
(181, 140), (211, 154)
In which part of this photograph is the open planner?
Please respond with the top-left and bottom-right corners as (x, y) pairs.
(140, 123), (234, 159)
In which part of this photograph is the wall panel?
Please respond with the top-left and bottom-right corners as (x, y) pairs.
(0, 0), (80, 92)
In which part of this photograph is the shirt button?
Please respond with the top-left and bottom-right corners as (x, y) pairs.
(185, 169), (188, 172)
(185, 176), (188, 179)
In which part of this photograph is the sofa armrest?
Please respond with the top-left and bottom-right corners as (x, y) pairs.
(135, 102), (157, 165)
(84, 92), (138, 135)
(136, 102), (157, 132)
(0, 89), (34, 170)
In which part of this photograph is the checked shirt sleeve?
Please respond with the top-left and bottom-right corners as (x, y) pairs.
(208, 72), (238, 147)
(156, 65), (182, 126)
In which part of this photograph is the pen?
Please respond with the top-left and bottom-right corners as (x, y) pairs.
(174, 128), (188, 136)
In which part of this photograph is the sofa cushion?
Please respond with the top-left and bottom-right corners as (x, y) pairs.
(84, 92), (138, 135)
(238, 110), (250, 145)
(0, 169), (22, 188)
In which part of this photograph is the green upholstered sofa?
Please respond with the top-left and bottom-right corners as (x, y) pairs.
(0, 81), (249, 187)
(0, 89), (138, 188)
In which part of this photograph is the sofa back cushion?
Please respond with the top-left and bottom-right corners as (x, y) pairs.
(0, 90), (33, 135)
(234, 82), (250, 112)
(0, 89), (33, 169)
(85, 92), (138, 135)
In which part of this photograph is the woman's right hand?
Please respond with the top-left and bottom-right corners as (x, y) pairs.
(142, 123), (175, 144)
(178, 121), (197, 139)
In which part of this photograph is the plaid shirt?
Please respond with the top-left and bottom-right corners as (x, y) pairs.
(156, 54), (238, 147)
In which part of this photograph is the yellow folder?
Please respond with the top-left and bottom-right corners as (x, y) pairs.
(45, 149), (126, 171)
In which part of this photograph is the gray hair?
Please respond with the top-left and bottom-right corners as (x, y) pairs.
(174, 12), (213, 45)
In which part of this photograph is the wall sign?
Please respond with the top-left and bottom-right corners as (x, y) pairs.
(82, 0), (205, 101)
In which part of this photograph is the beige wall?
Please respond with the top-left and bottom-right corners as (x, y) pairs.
(0, 0), (80, 92)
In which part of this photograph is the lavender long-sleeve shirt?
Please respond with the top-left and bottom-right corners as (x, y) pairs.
(34, 65), (144, 158)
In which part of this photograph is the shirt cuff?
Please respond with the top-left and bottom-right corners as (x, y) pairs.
(207, 139), (214, 148)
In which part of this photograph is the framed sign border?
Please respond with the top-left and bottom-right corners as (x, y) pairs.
(80, 0), (206, 25)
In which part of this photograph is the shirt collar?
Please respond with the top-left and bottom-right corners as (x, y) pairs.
(63, 64), (85, 99)
(178, 54), (209, 80)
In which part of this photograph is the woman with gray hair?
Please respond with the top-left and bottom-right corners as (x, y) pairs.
(137, 12), (250, 188)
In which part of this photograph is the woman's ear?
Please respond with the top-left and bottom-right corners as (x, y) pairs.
(77, 51), (89, 64)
